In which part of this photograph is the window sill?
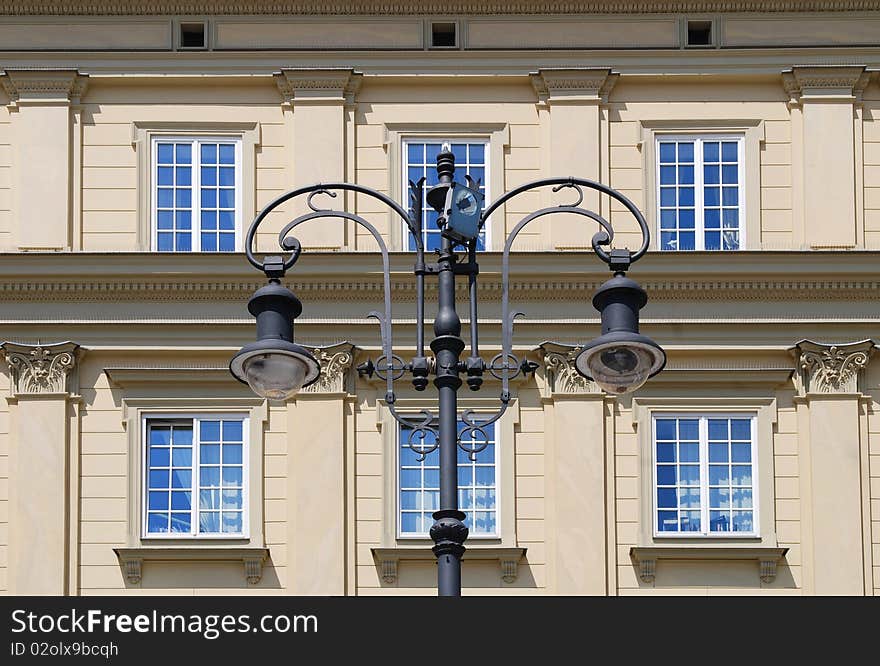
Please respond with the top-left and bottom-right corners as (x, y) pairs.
(630, 546), (788, 584)
(372, 546), (526, 584)
(114, 546), (269, 585)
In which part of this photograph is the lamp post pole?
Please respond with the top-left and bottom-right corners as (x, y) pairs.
(429, 148), (468, 596)
(231, 143), (666, 597)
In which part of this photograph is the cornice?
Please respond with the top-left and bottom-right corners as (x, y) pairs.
(781, 64), (873, 105)
(1, 252), (880, 303)
(273, 67), (362, 106)
(4, 2), (880, 15)
(0, 68), (88, 104)
(530, 67), (618, 105)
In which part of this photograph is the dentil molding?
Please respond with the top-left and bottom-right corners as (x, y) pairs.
(781, 65), (873, 106)
(274, 68), (362, 107)
(1, 341), (79, 395)
(530, 68), (618, 106)
(4, 2), (880, 15)
(792, 339), (875, 395)
(0, 68), (88, 105)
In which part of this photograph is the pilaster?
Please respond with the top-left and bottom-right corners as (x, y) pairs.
(782, 66), (870, 249)
(287, 342), (356, 594)
(530, 68), (617, 250)
(274, 68), (362, 251)
(538, 342), (608, 594)
(1, 341), (82, 594)
(0, 69), (88, 251)
(791, 338), (874, 595)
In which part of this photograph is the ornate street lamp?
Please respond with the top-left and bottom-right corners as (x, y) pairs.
(230, 143), (665, 596)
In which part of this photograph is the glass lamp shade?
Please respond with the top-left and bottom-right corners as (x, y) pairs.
(230, 341), (320, 400)
(575, 338), (665, 395)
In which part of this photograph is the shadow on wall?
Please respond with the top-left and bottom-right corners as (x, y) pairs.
(629, 557), (798, 591)
(120, 560), (282, 590)
(377, 559), (539, 591)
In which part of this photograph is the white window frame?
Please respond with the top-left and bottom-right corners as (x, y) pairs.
(395, 415), (500, 540)
(141, 412), (250, 540)
(149, 135), (243, 253)
(651, 412), (758, 539)
(654, 133), (746, 251)
(401, 137), (491, 253)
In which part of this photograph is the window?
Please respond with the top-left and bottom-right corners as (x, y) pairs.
(685, 20), (713, 47)
(143, 415), (248, 537)
(403, 139), (488, 252)
(152, 137), (241, 252)
(430, 22), (458, 48)
(652, 414), (757, 536)
(398, 420), (497, 537)
(656, 135), (744, 251)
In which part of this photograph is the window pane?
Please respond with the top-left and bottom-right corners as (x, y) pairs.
(710, 510), (731, 532)
(148, 513), (169, 533)
(149, 470), (169, 488)
(679, 442), (699, 462)
(722, 164), (738, 184)
(655, 419), (676, 440)
(709, 488), (730, 508)
(222, 444), (243, 464)
(680, 512), (701, 531)
(657, 488), (677, 508)
(705, 231), (721, 251)
(199, 488), (220, 510)
(657, 511), (678, 532)
(704, 208), (720, 229)
(222, 488), (243, 510)
(660, 187), (676, 206)
(730, 419), (751, 439)
(708, 419), (728, 440)
(170, 491), (191, 510)
(158, 166), (174, 186)
(219, 144), (235, 164)
(659, 165), (676, 184)
(200, 466), (220, 486)
(469, 143), (485, 162)
(149, 447), (170, 467)
(201, 421), (221, 441)
(400, 513), (421, 533)
(171, 448), (192, 466)
(218, 189), (235, 208)
(709, 464), (729, 485)
(679, 465), (700, 485)
(222, 512), (242, 533)
(731, 465), (752, 486)
(678, 420), (699, 440)
(407, 143), (424, 163)
(175, 144), (191, 163)
(722, 187), (738, 206)
(731, 442), (751, 463)
(200, 143), (217, 163)
(201, 166), (217, 185)
(171, 469), (192, 489)
(170, 512), (190, 533)
(677, 142), (694, 162)
(656, 442), (676, 463)
(148, 491), (168, 511)
(732, 511), (753, 532)
(222, 467), (243, 487)
(732, 488), (752, 508)
(703, 141), (719, 162)
(157, 143), (174, 163)
(656, 465), (676, 485)
(678, 231), (695, 250)
(200, 444), (220, 464)
(704, 164), (719, 184)
(678, 165), (694, 184)
(199, 512), (220, 533)
(679, 487), (700, 509)
(659, 143), (676, 162)
(709, 443), (728, 463)
(721, 141), (738, 162)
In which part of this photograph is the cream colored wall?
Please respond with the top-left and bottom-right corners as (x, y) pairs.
(865, 94), (880, 249)
(0, 91), (11, 251)
(608, 78), (792, 251)
(0, 365), (8, 593)
(868, 362), (880, 595)
(77, 352), (290, 594)
(80, 80), (287, 252)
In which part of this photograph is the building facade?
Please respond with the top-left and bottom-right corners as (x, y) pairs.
(0, 0), (879, 595)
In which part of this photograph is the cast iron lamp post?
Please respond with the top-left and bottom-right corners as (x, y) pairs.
(230, 143), (665, 596)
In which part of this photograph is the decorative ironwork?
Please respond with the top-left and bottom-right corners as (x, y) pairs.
(240, 146), (653, 596)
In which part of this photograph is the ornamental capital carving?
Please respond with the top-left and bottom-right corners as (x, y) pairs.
(301, 342), (357, 394)
(781, 65), (871, 106)
(0, 68), (88, 105)
(537, 342), (599, 395)
(792, 339), (874, 395)
(530, 68), (617, 106)
(273, 68), (363, 107)
(1, 341), (80, 396)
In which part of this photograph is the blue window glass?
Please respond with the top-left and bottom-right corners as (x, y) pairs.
(399, 419), (496, 536)
(145, 418), (245, 536)
(655, 415), (756, 536)
(404, 140), (489, 252)
(155, 139), (238, 252)
(658, 136), (743, 251)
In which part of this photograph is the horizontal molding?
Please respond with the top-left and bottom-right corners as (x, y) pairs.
(4, 2), (880, 15)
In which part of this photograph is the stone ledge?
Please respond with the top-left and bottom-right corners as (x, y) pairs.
(630, 546), (788, 584)
(114, 546), (269, 585)
(372, 546), (526, 584)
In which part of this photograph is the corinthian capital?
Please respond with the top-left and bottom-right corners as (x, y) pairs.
(793, 339), (874, 395)
(300, 342), (357, 394)
(537, 342), (599, 395)
(1, 341), (80, 396)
